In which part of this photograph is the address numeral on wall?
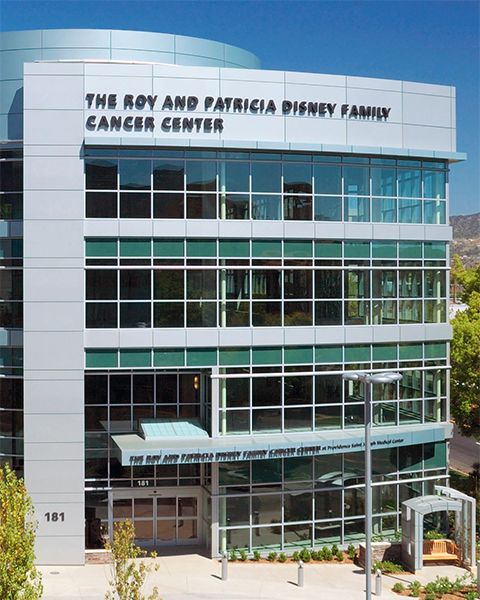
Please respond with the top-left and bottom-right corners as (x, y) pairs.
(45, 512), (65, 522)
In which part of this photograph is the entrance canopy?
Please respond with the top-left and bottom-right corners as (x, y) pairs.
(112, 422), (450, 467)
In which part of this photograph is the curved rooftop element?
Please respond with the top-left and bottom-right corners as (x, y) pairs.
(0, 28), (261, 140)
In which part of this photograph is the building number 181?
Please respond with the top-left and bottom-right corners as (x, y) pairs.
(45, 512), (65, 522)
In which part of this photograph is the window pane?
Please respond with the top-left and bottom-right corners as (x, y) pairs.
(423, 170), (445, 199)
(219, 161), (249, 192)
(253, 377), (281, 407)
(86, 192), (117, 218)
(86, 159), (117, 190)
(315, 375), (342, 403)
(153, 193), (184, 218)
(371, 167), (395, 196)
(187, 270), (216, 299)
(251, 162), (281, 193)
(344, 196), (369, 222)
(120, 303), (151, 328)
(186, 193), (216, 218)
(154, 270), (184, 299)
(252, 302), (281, 325)
(86, 270), (117, 300)
(315, 271), (341, 299)
(315, 405), (341, 429)
(251, 195), (281, 219)
(398, 198), (421, 223)
(314, 196), (342, 221)
(399, 271), (422, 297)
(154, 302), (184, 327)
(186, 161), (216, 191)
(372, 271), (396, 297)
(223, 194), (249, 219)
(283, 195), (312, 220)
(344, 166), (369, 195)
(252, 409), (281, 432)
(283, 163), (312, 193)
(372, 197), (396, 223)
(153, 160), (184, 190)
(315, 301), (342, 325)
(119, 160), (150, 190)
(120, 192), (151, 218)
(120, 270), (150, 300)
(314, 165), (341, 194)
(86, 303), (117, 328)
(284, 270), (312, 298)
(398, 169), (421, 197)
(284, 301), (312, 325)
(186, 302), (216, 326)
(0, 193), (21, 220)
(315, 490), (342, 519)
(424, 200), (445, 224)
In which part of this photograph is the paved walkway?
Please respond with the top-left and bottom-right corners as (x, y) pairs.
(39, 555), (474, 600)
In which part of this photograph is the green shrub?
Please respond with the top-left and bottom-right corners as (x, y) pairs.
(424, 529), (444, 540)
(252, 550), (261, 561)
(347, 544), (357, 560)
(464, 592), (477, 600)
(408, 580), (422, 597)
(278, 552), (287, 563)
(299, 548), (311, 562)
(267, 551), (277, 562)
(292, 551), (300, 562)
(321, 546), (333, 561)
(331, 544), (339, 555)
(310, 550), (319, 561)
(239, 549), (248, 562)
(229, 549), (237, 561)
(392, 582), (405, 593)
(336, 550), (344, 561)
(372, 560), (405, 574)
(424, 593), (435, 600)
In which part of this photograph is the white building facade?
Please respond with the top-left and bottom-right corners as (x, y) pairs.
(0, 29), (463, 564)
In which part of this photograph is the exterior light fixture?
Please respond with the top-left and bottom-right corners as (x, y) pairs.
(342, 371), (403, 600)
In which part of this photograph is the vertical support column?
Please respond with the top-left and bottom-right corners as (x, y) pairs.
(23, 63), (86, 565)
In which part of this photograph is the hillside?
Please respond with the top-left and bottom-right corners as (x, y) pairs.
(450, 212), (480, 266)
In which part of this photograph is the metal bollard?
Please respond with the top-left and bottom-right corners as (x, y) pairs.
(297, 559), (304, 587)
(221, 552), (228, 581)
(375, 569), (382, 596)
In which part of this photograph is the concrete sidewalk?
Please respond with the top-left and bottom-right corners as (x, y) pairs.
(39, 554), (474, 600)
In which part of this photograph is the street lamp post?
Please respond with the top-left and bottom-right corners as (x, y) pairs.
(342, 371), (403, 600)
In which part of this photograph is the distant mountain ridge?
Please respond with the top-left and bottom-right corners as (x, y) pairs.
(450, 212), (480, 266)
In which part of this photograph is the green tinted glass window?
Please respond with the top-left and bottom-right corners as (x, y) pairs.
(284, 240), (312, 257)
(252, 240), (282, 257)
(284, 346), (313, 364)
(119, 349), (151, 368)
(119, 238), (151, 257)
(372, 241), (397, 258)
(186, 348), (217, 366)
(219, 348), (250, 366)
(315, 241), (342, 258)
(86, 238), (117, 257)
(344, 241), (370, 258)
(153, 349), (185, 367)
(85, 349), (118, 368)
(219, 240), (249, 257)
(153, 239), (184, 257)
(186, 240), (216, 257)
(315, 346), (342, 363)
(252, 347), (282, 365)
(399, 242), (422, 259)
(345, 345), (370, 362)
(399, 344), (422, 360)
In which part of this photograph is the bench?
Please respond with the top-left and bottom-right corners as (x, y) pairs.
(422, 539), (460, 563)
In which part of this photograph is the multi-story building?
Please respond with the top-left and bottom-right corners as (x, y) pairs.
(0, 29), (463, 565)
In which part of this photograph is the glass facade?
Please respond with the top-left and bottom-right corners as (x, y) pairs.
(218, 445), (447, 551)
(85, 238), (447, 328)
(0, 148), (24, 475)
(85, 149), (448, 224)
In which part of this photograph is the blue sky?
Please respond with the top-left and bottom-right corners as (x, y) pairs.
(1, 0), (478, 215)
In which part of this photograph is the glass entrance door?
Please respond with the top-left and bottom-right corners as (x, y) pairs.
(111, 489), (200, 547)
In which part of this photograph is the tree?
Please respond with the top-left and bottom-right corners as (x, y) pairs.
(105, 520), (159, 600)
(0, 463), (43, 600)
(450, 256), (480, 439)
